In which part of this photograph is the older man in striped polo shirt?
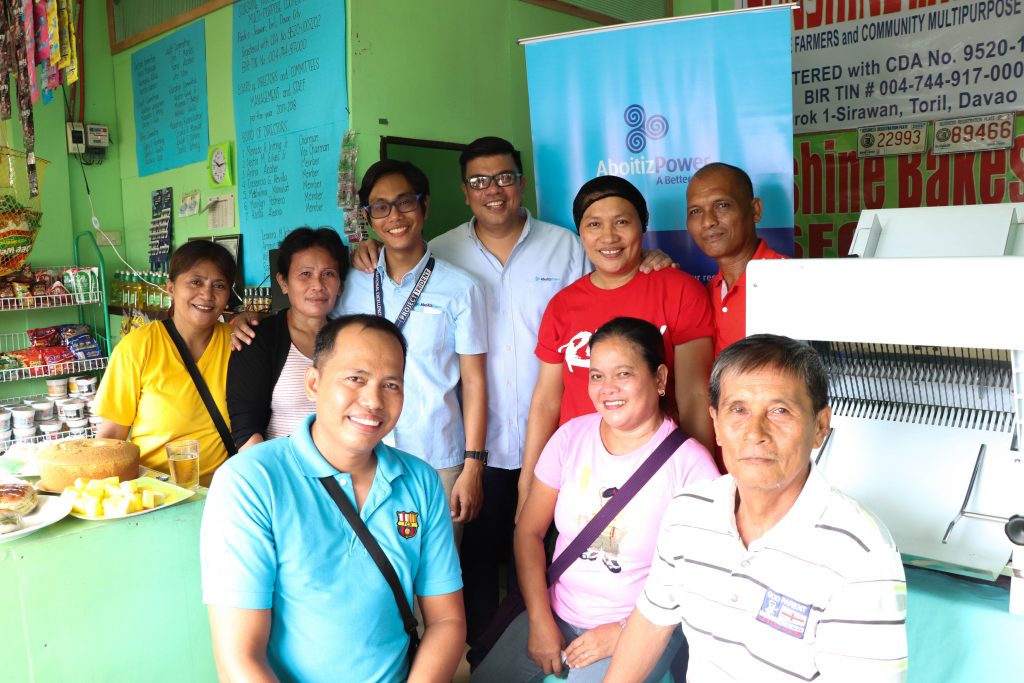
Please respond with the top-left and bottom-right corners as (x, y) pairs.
(607, 334), (907, 682)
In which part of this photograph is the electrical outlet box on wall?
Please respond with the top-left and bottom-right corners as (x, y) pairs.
(66, 122), (85, 154)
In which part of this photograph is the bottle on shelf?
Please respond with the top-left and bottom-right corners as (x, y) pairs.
(145, 272), (159, 311)
(139, 272), (149, 311)
(129, 272), (141, 309)
(111, 271), (122, 305)
(120, 271), (131, 307)
(138, 274), (149, 313)
(136, 272), (146, 311)
(162, 270), (172, 310)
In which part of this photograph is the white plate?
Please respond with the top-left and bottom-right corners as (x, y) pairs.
(0, 495), (72, 544)
(68, 477), (196, 521)
(0, 442), (43, 477)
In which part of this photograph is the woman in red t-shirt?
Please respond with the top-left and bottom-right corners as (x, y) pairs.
(517, 176), (714, 513)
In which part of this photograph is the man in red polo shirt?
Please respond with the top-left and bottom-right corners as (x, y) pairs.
(686, 163), (787, 356)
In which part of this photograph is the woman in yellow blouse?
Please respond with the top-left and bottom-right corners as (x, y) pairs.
(95, 240), (236, 484)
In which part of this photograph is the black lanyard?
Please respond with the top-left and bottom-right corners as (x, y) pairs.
(373, 257), (434, 330)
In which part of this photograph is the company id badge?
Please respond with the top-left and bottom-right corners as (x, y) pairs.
(383, 431), (396, 448)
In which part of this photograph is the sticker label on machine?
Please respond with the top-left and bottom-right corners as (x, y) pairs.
(857, 122), (927, 158)
(931, 112), (1014, 155)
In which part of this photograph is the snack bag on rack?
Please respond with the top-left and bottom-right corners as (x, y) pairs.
(40, 345), (74, 365)
(27, 326), (60, 347)
(0, 354), (21, 370)
(67, 334), (101, 360)
(32, 269), (54, 289)
(48, 279), (71, 305)
(62, 267), (96, 294)
(57, 324), (90, 343)
(12, 282), (32, 307)
(8, 348), (45, 375)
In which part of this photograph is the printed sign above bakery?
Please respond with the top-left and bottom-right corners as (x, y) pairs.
(738, 1), (1024, 133)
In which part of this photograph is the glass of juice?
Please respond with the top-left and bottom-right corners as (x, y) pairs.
(166, 439), (200, 490)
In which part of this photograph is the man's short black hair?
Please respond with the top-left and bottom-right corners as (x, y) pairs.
(459, 136), (523, 178)
(314, 314), (408, 369)
(692, 162), (755, 201)
(710, 334), (829, 413)
(358, 159), (430, 208)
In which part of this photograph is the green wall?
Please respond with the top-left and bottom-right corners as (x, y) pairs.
(349, 1), (595, 218)
(0, 4), (109, 398)
(110, 9), (239, 271)
(80, 0), (593, 282)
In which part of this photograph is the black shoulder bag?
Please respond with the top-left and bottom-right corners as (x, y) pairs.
(161, 319), (237, 457)
(319, 476), (420, 668)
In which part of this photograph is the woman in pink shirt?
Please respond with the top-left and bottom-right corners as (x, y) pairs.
(472, 317), (720, 682)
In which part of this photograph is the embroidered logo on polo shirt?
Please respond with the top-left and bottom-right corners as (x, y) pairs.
(756, 588), (810, 639)
(415, 302), (443, 315)
(396, 511), (419, 539)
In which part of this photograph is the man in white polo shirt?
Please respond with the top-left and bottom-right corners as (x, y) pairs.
(352, 137), (674, 651)
(606, 334), (908, 682)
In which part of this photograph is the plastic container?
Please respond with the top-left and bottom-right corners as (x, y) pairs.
(38, 420), (63, 439)
(88, 414), (104, 426)
(68, 376), (85, 394)
(76, 376), (97, 394)
(11, 406), (35, 429)
(65, 417), (89, 429)
(60, 400), (86, 421)
(0, 409), (10, 429)
(13, 425), (37, 441)
(46, 377), (69, 397)
(30, 400), (54, 421)
(0, 428), (11, 442)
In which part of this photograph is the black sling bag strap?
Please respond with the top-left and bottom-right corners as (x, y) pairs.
(318, 475), (420, 667)
(469, 426), (688, 667)
(161, 319), (238, 457)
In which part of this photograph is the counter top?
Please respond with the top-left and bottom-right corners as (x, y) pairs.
(0, 490), (216, 682)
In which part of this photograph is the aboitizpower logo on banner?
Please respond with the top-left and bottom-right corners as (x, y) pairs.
(523, 6), (794, 275)
(624, 104), (667, 152)
(596, 104), (711, 188)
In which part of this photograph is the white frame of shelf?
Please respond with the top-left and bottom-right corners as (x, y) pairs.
(0, 332), (108, 383)
(0, 289), (101, 311)
(0, 426), (98, 454)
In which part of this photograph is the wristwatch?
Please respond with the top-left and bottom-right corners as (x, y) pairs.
(464, 449), (489, 464)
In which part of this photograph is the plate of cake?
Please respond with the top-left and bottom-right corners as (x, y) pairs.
(0, 478), (72, 544)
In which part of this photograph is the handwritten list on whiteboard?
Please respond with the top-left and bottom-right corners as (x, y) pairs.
(131, 21), (209, 177)
(232, 0), (348, 285)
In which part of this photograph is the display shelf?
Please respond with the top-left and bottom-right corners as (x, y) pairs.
(0, 357), (107, 383)
(0, 425), (97, 454)
(0, 233), (111, 402)
(0, 331), (107, 383)
(0, 289), (101, 311)
(0, 392), (71, 407)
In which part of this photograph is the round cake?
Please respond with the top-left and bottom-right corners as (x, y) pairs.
(37, 438), (140, 491)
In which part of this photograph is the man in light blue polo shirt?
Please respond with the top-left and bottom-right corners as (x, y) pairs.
(338, 159), (489, 542)
(201, 314), (465, 683)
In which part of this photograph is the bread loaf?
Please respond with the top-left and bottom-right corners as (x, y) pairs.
(37, 438), (140, 491)
(0, 480), (37, 515)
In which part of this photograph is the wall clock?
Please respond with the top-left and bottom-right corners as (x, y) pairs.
(208, 142), (234, 187)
